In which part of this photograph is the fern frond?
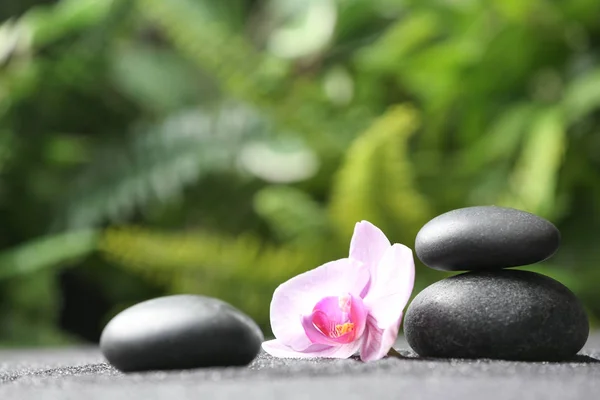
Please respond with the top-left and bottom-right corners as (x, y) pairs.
(99, 226), (321, 282)
(99, 226), (325, 330)
(54, 105), (265, 229)
(137, 0), (265, 95)
(253, 185), (330, 245)
(137, 0), (359, 152)
(329, 104), (431, 243)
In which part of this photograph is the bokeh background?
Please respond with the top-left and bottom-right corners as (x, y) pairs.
(1, 0), (600, 347)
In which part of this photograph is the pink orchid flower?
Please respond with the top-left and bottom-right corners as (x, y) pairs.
(262, 220), (415, 361)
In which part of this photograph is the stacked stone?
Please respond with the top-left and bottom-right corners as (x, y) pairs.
(404, 206), (589, 361)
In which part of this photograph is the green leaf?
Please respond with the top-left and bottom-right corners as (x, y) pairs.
(0, 231), (98, 280)
(459, 103), (536, 172)
(562, 68), (600, 124)
(266, 0), (337, 60)
(25, 0), (116, 47)
(499, 107), (566, 218)
(0, 18), (31, 65)
(109, 44), (205, 113)
(492, 0), (537, 22)
(356, 11), (440, 73)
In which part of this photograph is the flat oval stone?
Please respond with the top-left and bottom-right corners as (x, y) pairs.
(100, 295), (263, 372)
(415, 206), (560, 271)
(404, 270), (589, 361)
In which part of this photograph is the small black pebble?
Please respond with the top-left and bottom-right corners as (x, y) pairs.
(100, 295), (264, 372)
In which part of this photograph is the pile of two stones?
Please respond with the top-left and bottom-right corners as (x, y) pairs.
(406, 205), (589, 361)
(100, 206), (589, 373)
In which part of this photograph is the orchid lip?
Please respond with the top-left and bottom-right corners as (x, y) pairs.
(301, 293), (368, 345)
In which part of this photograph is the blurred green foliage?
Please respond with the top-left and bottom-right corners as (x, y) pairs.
(1, 0), (600, 345)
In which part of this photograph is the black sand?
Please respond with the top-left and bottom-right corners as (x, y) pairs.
(1, 335), (599, 400)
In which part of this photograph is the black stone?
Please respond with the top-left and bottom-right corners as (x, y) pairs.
(415, 206), (560, 271)
(100, 295), (263, 372)
(404, 270), (589, 361)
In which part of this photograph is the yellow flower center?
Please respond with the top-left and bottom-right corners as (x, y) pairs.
(333, 322), (355, 338)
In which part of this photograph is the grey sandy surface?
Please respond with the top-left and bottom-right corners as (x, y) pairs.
(1, 336), (600, 400)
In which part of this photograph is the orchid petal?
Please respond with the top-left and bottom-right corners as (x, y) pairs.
(359, 243), (414, 361)
(319, 340), (362, 359)
(363, 243), (415, 326)
(262, 339), (361, 359)
(360, 314), (401, 362)
(262, 339), (332, 358)
(349, 293), (368, 339)
(349, 221), (391, 285)
(270, 258), (369, 351)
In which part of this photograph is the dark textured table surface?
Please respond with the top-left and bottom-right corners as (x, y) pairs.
(1, 335), (599, 400)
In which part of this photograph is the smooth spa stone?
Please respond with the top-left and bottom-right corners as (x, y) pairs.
(415, 206), (561, 271)
(403, 270), (589, 361)
(100, 295), (264, 372)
